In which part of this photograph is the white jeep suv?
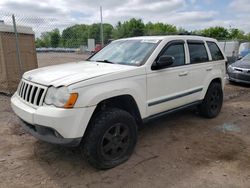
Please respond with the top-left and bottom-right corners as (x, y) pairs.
(11, 35), (226, 169)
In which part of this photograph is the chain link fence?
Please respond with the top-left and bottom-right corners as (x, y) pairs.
(0, 13), (96, 93)
(1, 12), (250, 93)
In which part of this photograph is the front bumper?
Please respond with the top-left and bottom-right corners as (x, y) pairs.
(11, 93), (96, 146)
(19, 119), (81, 146)
(228, 72), (250, 84)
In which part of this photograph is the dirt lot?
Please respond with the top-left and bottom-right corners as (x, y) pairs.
(0, 82), (250, 187)
(37, 53), (90, 67)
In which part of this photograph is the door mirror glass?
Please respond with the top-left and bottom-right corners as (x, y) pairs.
(156, 55), (174, 69)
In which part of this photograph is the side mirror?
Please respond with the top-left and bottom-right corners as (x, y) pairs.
(154, 55), (174, 69)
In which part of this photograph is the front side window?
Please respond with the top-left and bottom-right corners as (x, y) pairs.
(188, 42), (209, 64)
(89, 39), (160, 66)
(161, 43), (185, 67)
(207, 41), (224, 61)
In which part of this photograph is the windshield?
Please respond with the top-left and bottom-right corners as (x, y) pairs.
(243, 53), (250, 61)
(89, 39), (160, 66)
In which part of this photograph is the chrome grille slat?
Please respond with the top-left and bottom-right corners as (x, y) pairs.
(18, 82), (24, 96)
(17, 80), (47, 107)
(21, 83), (27, 99)
(20, 82), (25, 98)
(25, 84), (31, 101)
(17, 82), (22, 96)
(31, 87), (38, 104)
(29, 86), (35, 103)
(39, 89), (46, 106)
(36, 89), (44, 106)
(20, 82), (25, 96)
(34, 88), (41, 106)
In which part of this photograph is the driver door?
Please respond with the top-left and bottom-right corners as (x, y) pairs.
(146, 40), (199, 116)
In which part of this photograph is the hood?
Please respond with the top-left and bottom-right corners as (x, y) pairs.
(231, 59), (250, 69)
(23, 61), (136, 87)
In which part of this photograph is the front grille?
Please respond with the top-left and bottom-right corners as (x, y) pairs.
(17, 80), (47, 107)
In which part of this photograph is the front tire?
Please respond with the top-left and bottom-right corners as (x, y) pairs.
(198, 82), (223, 118)
(81, 108), (137, 169)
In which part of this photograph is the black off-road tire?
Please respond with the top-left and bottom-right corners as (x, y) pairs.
(81, 108), (138, 169)
(198, 82), (223, 118)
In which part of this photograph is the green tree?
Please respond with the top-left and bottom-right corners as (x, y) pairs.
(112, 18), (145, 39)
(177, 27), (188, 34)
(40, 32), (51, 47)
(36, 19), (250, 48)
(228, 28), (245, 40)
(200, 27), (229, 40)
(35, 38), (45, 48)
(60, 23), (113, 47)
(61, 24), (88, 48)
(50, 29), (61, 48)
(103, 23), (114, 43)
(88, 23), (101, 43)
(144, 22), (177, 35)
(247, 33), (250, 41)
(35, 29), (61, 47)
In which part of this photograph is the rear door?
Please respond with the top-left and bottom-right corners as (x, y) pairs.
(146, 40), (202, 116)
(182, 40), (213, 101)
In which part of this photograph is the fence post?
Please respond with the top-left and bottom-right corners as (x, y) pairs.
(12, 14), (23, 78)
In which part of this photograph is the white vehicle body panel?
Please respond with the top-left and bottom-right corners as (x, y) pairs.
(23, 62), (136, 87)
(11, 35), (226, 142)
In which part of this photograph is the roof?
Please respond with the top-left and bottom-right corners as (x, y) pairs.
(117, 35), (217, 42)
(0, 23), (34, 35)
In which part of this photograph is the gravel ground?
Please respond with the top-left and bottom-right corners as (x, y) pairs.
(37, 53), (90, 67)
(0, 83), (250, 188)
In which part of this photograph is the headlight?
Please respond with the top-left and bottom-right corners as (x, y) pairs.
(45, 86), (78, 108)
(227, 65), (234, 72)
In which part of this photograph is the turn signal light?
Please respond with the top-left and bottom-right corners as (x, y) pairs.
(64, 93), (78, 108)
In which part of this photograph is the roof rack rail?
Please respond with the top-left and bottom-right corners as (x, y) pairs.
(178, 32), (191, 35)
(178, 32), (205, 37)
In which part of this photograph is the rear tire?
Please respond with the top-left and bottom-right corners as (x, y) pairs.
(198, 82), (223, 118)
(81, 108), (137, 169)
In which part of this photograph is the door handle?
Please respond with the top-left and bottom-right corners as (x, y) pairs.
(179, 71), (188, 77)
(206, 67), (213, 71)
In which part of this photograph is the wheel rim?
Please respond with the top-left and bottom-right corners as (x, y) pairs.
(209, 89), (221, 112)
(100, 123), (130, 160)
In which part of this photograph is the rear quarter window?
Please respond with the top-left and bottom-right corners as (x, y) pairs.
(207, 41), (224, 61)
(188, 42), (209, 64)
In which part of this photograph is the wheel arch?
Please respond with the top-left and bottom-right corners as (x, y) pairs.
(210, 77), (222, 85)
(83, 94), (142, 138)
(199, 76), (224, 101)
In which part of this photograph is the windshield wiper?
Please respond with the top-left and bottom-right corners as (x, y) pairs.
(95, 59), (115, 64)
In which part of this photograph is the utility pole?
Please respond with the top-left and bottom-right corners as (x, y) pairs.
(100, 6), (104, 47)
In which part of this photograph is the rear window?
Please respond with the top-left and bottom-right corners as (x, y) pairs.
(207, 41), (224, 61)
(188, 42), (208, 64)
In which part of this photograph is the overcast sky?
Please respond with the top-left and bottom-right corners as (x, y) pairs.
(0, 0), (250, 35)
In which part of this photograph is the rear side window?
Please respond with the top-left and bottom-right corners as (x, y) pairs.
(207, 41), (224, 61)
(161, 43), (185, 67)
(188, 42), (208, 64)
